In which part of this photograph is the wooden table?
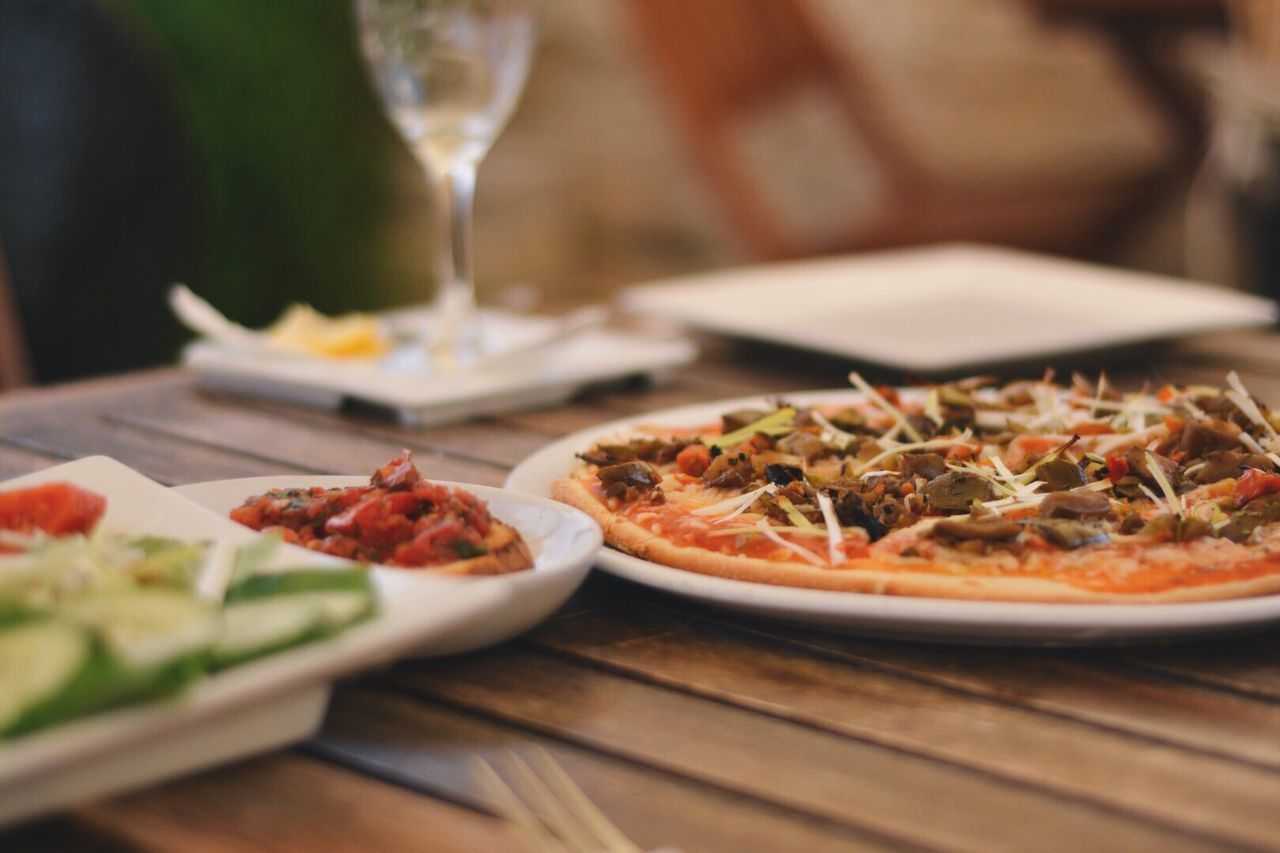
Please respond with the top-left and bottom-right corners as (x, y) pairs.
(4, 331), (1280, 851)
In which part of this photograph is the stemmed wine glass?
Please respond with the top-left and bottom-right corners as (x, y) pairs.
(356, 0), (536, 368)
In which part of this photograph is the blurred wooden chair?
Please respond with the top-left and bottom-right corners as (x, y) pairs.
(1031, 0), (1226, 160)
(0, 240), (33, 390)
(623, 0), (1180, 260)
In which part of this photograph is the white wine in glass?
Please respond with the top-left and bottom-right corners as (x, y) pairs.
(357, 0), (535, 366)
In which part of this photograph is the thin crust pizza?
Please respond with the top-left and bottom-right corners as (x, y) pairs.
(553, 372), (1280, 602)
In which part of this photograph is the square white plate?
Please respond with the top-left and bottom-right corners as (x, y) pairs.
(621, 244), (1277, 372)
(0, 458), (531, 826)
(182, 308), (697, 426)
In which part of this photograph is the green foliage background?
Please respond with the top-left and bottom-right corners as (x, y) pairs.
(120, 0), (417, 327)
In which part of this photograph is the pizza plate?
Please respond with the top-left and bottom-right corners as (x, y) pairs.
(505, 391), (1280, 646)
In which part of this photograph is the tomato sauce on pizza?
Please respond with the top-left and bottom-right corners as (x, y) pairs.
(554, 372), (1280, 602)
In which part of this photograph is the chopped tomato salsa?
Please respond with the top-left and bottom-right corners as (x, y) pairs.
(230, 451), (494, 567)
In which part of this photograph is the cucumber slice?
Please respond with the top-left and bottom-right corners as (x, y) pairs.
(124, 537), (211, 590)
(0, 619), (93, 736)
(225, 568), (372, 603)
(0, 605), (38, 629)
(57, 589), (220, 671)
(213, 589), (374, 669)
(8, 646), (204, 738)
(227, 532), (284, 590)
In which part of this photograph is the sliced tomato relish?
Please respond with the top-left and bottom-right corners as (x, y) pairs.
(231, 452), (493, 567)
(0, 482), (106, 552)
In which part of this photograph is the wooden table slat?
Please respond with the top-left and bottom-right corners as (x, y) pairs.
(1118, 638), (1280, 701)
(99, 391), (511, 486)
(646, 600), (1280, 771)
(497, 400), (631, 436)
(71, 753), (520, 853)
(226, 393), (559, 467)
(520, 602), (1280, 841)
(0, 440), (68, 480)
(381, 648), (1232, 851)
(0, 411), (305, 485)
(315, 686), (890, 853)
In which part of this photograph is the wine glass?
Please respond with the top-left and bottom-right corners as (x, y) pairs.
(356, 0), (536, 368)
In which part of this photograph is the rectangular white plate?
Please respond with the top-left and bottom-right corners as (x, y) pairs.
(0, 457), (506, 826)
(621, 244), (1277, 372)
(182, 308), (697, 426)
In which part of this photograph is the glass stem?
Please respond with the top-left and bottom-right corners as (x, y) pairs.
(429, 159), (480, 361)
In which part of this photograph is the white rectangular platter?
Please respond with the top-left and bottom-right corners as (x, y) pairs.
(0, 457), (506, 826)
(182, 308), (697, 426)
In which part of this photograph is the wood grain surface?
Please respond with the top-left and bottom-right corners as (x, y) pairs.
(2, 333), (1280, 851)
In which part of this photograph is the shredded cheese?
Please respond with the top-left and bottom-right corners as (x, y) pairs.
(810, 410), (859, 449)
(693, 484), (777, 518)
(848, 371), (923, 443)
(709, 408), (797, 450)
(851, 431), (977, 476)
(1090, 372), (1107, 419)
(775, 495), (815, 530)
(1144, 451), (1184, 517)
(1076, 398), (1173, 416)
(1226, 371), (1278, 439)
(924, 388), (944, 428)
(755, 519), (825, 566)
(1240, 432), (1266, 455)
(1089, 424), (1168, 456)
(815, 492), (843, 566)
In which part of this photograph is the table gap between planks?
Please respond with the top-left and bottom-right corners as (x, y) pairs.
(3, 332), (1280, 851)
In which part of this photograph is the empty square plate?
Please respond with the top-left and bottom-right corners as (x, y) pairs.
(621, 244), (1276, 372)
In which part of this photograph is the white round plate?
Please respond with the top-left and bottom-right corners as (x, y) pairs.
(175, 477), (601, 656)
(505, 390), (1280, 645)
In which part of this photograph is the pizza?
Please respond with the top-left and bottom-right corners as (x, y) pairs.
(231, 451), (533, 574)
(552, 372), (1280, 602)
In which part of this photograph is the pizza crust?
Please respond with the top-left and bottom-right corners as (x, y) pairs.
(553, 478), (1280, 603)
(426, 519), (534, 576)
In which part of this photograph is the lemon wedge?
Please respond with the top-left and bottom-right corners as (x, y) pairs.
(267, 304), (390, 358)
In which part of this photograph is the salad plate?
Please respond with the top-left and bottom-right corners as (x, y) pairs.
(0, 457), (510, 826)
(505, 391), (1280, 646)
(174, 475), (602, 656)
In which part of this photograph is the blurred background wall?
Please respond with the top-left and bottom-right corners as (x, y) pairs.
(0, 0), (1258, 384)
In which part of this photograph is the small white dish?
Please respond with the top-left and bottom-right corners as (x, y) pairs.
(505, 392), (1280, 646)
(181, 307), (697, 426)
(0, 457), (596, 826)
(620, 243), (1277, 372)
(174, 475), (602, 657)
